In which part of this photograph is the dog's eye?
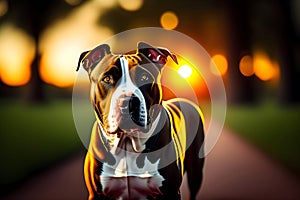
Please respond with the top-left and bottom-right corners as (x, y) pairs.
(102, 75), (113, 84)
(140, 74), (149, 82)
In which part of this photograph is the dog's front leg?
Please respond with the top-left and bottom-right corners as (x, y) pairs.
(84, 152), (103, 200)
(185, 118), (205, 200)
(84, 123), (115, 200)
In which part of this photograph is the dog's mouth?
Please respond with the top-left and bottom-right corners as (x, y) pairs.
(101, 127), (149, 155)
(107, 95), (149, 135)
(119, 95), (147, 129)
(117, 130), (145, 154)
(100, 110), (161, 155)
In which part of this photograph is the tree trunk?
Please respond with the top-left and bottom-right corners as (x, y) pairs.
(25, 0), (45, 103)
(277, 0), (300, 103)
(224, 0), (256, 104)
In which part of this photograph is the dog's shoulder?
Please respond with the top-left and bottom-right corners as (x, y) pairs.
(162, 98), (204, 125)
(161, 98), (204, 175)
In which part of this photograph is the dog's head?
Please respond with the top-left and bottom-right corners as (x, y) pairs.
(77, 42), (177, 141)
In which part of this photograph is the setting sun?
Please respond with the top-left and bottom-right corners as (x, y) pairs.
(178, 65), (192, 78)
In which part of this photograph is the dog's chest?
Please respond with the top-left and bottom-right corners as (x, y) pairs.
(100, 150), (164, 199)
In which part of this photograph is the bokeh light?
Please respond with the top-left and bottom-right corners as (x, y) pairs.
(0, 24), (35, 86)
(239, 55), (254, 77)
(161, 55), (208, 100)
(210, 54), (228, 76)
(253, 51), (280, 81)
(39, 0), (114, 87)
(178, 65), (192, 78)
(160, 11), (179, 30)
(118, 0), (143, 11)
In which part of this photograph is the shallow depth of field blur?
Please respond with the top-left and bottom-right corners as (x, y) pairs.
(0, 0), (300, 197)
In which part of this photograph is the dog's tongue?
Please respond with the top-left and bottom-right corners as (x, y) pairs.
(114, 133), (145, 154)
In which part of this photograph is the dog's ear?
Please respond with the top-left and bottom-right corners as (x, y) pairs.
(76, 44), (111, 73)
(137, 42), (178, 68)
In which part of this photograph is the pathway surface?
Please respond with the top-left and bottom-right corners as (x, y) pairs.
(3, 128), (300, 200)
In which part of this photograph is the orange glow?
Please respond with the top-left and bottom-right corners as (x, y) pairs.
(40, 51), (75, 87)
(160, 11), (179, 30)
(39, 0), (114, 87)
(178, 65), (192, 78)
(118, 0), (143, 11)
(210, 54), (228, 76)
(0, 24), (35, 86)
(239, 55), (254, 77)
(253, 51), (280, 81)
(162, 56), (208, 100)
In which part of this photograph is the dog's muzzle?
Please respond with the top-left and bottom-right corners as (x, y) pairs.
(107, 57), (148, 134)
(119, 95), (147, 128)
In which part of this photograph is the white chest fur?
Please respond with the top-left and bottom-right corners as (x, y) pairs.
(100, 147), (164, 199)
(99, 114), (164, 199)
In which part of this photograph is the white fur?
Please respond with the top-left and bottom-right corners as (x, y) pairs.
(107, 57), (147, 133)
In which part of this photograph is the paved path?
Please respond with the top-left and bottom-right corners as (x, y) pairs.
(3, 128), (300, 200)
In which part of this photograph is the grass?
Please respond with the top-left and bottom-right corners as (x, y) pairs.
(0, 99), (83, 189)
(225, 101), (300, 176)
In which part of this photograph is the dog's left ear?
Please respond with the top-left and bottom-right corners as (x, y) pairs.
(137, 42), (178, 67)
(76, 44), (111, 73)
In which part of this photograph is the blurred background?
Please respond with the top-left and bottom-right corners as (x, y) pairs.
(0, 0), (300, 199)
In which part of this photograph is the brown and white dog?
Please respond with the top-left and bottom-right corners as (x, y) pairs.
(77, 42), (205, 200)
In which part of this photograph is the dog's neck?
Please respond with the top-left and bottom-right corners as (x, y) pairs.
(98, 111), (162, 155)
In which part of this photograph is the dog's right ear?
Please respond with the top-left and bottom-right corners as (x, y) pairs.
(76, 44), (111, 73)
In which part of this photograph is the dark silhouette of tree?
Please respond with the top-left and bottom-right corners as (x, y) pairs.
(223, 0), (256, 104)
(276, 0), (300, 103)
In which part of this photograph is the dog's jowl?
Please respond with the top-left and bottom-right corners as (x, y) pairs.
(77, 42), (205, 200)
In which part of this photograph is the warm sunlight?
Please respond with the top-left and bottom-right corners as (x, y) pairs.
(160, 11), (179, 30)
(0, 24), (35, 86)
(253, 51), (280, 81)
(39, 0), (114, 87)
(210, 54), (228, 76)
(178, 65), (192, 78)
(118, 0), (143, 11)
(161, 56), (208, 100)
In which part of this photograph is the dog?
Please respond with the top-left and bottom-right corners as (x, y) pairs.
(77, 42), (205, 200)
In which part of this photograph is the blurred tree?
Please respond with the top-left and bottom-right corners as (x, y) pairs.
(2, 0), (84, 102)
(276, 0), (300, 103)
(251, 0), (300, 103)
(223, 0), (256, 104)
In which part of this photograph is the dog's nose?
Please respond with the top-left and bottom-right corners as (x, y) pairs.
(118, 95), (146, 129)
(119, 95), (140, 116)
(119, 96), (131, 114)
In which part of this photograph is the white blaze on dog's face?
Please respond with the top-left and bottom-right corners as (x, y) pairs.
(107, 57), (148, 134)
(77, 42), (178, 153)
